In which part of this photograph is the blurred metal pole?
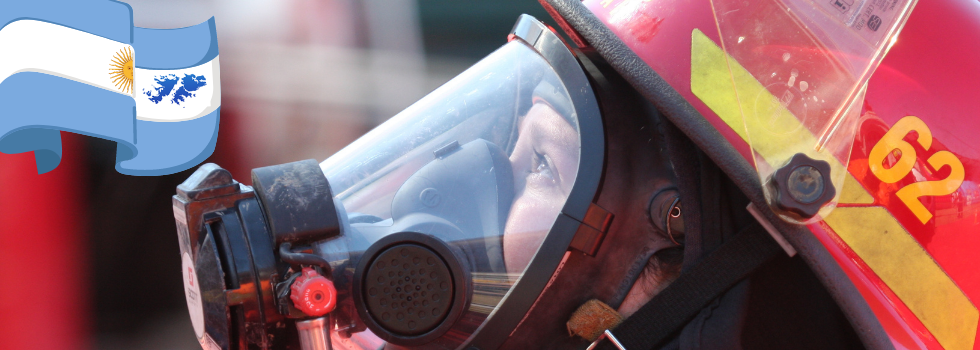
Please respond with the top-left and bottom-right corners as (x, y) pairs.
(296, 317), (332, 350)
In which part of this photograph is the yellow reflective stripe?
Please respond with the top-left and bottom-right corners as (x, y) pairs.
(840, 174), (875, 205)
(825, 207), (978, 350)
(690, 29), (749, 140)
(690, 29), (818, 166)
(691, 28), (977, 349)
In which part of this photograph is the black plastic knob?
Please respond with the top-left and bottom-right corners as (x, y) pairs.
(770, 153), (836, 219)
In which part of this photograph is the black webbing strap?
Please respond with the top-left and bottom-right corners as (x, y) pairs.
(596, 222), (784, 350)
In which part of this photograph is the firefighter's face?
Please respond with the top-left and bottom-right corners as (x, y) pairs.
(503, 102), (580, 273)
(502, 102), (677, 319)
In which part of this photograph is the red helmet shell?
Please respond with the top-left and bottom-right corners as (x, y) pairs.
(579, 0), (980, 348)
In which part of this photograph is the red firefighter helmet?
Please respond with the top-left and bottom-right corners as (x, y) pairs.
(539, 0), (980, 348)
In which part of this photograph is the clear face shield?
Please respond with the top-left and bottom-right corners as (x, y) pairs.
(172, 15), (604, 350)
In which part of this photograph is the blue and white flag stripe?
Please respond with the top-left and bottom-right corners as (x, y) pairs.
(0, 0), (221, 176)
(0, 20), (133, 95)
(134, 20), (221, 122)
(123, 19), (221, 175)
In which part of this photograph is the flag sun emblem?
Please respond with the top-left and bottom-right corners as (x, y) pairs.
(109, 47), (134, 94)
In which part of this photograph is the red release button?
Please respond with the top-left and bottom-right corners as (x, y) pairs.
(290, 267), (337, 317)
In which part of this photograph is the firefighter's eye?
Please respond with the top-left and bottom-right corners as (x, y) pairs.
(530, 149), (556, 182)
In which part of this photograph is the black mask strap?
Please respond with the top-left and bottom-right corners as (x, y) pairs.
(593, 221), (782, 350)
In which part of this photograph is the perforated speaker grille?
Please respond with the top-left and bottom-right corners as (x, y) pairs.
(362, 244), (454, 336)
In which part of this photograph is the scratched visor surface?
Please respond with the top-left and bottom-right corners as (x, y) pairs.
(315, 40), (582, 349)
(709, 0), (917, 222)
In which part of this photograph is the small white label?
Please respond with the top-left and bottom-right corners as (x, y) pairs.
(182, 252), (206, 339)
(815, 0), (908, 45)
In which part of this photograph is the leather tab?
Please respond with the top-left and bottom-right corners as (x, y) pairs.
(569, 203), (614, 256)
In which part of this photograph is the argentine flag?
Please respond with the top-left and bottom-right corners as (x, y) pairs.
(0, 0), (220, 175)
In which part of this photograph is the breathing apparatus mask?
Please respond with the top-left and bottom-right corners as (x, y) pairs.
(173, 15), (687, 350)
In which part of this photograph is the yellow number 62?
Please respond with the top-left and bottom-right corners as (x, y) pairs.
(868, 116), (965, 224)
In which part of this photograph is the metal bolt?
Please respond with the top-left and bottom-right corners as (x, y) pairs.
(787, 165), (825, 204)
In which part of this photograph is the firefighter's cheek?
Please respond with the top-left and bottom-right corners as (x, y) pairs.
(502, 186), (564, 274)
